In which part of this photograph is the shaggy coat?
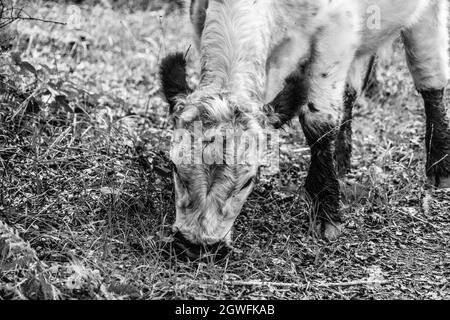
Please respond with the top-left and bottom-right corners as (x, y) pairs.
(161, 0), (450, 255)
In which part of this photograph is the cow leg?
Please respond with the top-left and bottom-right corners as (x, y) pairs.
(335, 85), (357, 177)
(335, 56), (376, 177)
(299, 11), (360, 240)
(402, 2), (450, 188)
(300, 108), (342, 240)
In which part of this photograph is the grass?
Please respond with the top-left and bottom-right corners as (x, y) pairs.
(0, 1), (449, 300)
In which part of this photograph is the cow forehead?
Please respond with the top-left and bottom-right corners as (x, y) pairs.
(177, 91), (264, 126)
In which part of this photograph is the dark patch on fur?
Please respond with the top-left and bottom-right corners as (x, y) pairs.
(421, 89), (450, 186)
(335, 85), (357, 177)
(265, 61), (310, 129)
(160, 52), (192, 113)
(263, 37), (321, 129)
(300, 117), (341, 223)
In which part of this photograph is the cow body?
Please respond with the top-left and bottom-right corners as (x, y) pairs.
(191, 0), (447, 98)
(160, 0), (450, 257)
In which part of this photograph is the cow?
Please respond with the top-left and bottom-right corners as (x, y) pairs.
(160, 0), (450, 260)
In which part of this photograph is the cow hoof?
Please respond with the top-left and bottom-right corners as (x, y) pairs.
(315, 221), (342, 241)
(323, 222), (342, 241)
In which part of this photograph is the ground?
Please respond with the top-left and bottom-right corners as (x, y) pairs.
(0, 2), (449, 300)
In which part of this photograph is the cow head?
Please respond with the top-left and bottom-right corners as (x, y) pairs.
(160, 53), (295, 260)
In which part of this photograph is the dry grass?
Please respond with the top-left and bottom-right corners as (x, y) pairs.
(0, 2), (449, 300)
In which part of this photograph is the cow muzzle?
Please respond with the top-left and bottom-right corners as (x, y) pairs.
(171, 231), (231, 261)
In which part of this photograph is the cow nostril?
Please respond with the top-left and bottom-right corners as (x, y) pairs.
(171, 231), (231, 261)
(206, 242), (231, 260)
(172, 231), (201, 259)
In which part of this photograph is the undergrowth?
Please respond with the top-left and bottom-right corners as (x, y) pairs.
(0, 1), (449, 300)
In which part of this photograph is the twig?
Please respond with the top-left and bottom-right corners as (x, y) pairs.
(396, 208), (438, 229)
(2, 16), (66, 25)
(0, 2), (65, 27)
(317, 280), (392, 288)
(182, 279), (392, 289)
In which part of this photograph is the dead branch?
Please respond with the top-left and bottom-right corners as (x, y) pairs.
(181, 279), (393, 290)
(1, 16), (66, 26)
(0, 1), (66, 30)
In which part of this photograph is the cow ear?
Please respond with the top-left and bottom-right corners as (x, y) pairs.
(160, 52), (193, 114)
